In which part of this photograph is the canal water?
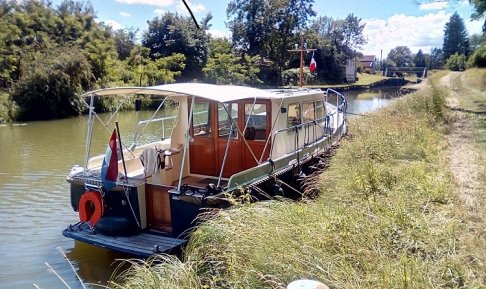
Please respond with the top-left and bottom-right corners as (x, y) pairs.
(0, 86), (403, 289)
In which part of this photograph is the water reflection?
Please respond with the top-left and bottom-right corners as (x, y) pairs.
(343, 86), (403, 115)
(65, 242), (132, 287)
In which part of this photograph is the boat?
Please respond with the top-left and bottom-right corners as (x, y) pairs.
(62, 83), (347, 257)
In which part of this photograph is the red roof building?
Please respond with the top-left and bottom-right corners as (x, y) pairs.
(359, 55), (377, 73)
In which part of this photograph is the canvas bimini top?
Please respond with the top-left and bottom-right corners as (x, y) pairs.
(81, 82), (323, 103)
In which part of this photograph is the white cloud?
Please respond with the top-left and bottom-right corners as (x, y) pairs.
(115, 0), (173, 7)
(120, 12), (131, 17)
(457, 0), (470, 9)
(176, 0), (206, 15)
(208, 29), (232, 39)
(419, 1), (448, 11)
(154, 8), (166, 15)
(361, 12), (451, 58)
(465, 18), (484, 35)
(103, 19), (123, 30)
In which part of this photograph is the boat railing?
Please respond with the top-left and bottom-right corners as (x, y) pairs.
(270, 89), (346, 159)
(137, 115), (177, 140)
(326, 88), (347, 112)
(270, 114), (331, 158)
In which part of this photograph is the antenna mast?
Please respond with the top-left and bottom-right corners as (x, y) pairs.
(288, 34), (316, 87)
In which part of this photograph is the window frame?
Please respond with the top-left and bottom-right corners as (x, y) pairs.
(287, 102), (302, 127)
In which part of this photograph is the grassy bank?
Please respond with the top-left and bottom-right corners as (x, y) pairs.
(111, 70), (486, 289)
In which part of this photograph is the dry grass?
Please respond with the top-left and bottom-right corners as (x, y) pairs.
(109, 255), (201, 289)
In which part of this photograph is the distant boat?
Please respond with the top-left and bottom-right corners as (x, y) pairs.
(63, 83), (347, 257)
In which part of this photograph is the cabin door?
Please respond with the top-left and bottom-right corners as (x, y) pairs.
(189, 99), (272, 178)
(216, 102), (242, 178)
(241, 100), (271, 170)
(189, 99), (217, 176)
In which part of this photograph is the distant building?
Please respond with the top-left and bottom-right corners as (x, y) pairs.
(359, 55), (377, 73)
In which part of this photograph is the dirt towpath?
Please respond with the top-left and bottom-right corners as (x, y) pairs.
(440, 71), (482, 211)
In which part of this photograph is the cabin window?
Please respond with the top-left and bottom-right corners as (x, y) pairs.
(302, 101), (315, 123)
(287, 103), (301, 127)
(192, 102), (211, 137)
(315, 99), (325, 121)
(244, 103), (268, 140)
(218, 103), (238, 139)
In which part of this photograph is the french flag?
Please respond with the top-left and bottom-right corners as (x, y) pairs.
(309, 53), (317, 72)
(101, 129), (119, 191)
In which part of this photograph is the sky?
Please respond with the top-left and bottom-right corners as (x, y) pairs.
(50, 0), (484, 58)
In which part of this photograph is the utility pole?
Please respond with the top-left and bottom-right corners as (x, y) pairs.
(288, 34), (316, 87)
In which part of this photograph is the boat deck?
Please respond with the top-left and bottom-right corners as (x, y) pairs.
(172, 175), (228, 188)
(63, 223), (186, 258)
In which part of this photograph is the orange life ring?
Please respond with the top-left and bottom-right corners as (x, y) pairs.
(78, 191), (103, 226)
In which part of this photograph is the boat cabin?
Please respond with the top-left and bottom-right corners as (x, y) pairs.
(63, 83), (347, 257)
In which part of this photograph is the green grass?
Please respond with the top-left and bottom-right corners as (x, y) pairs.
(110, 70), (486, 289)
(355, 72), (388, 86)
(451, 68), (486, 113)
(304, 73), (388, 88)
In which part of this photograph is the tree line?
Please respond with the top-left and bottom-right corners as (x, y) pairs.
(385, 10), (486, 73)
(0, 0), (485, 121)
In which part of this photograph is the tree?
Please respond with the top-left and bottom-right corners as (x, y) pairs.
(226, 0), (268, 56)
(414, 49), (427, 67)
(469, 33), (486, 51)
(340, 14), (367, 52)
(145, 54), (186, 85)
(127, 44), (151, 86)
(470, 0), (486, 32)
(467, 43), (486, 67)
(227, 0), (316, 85)
(443, 12), (469, 61)
(142, 12), (211, 81)
(127, 45), (186, 86)
(112, 27), (137, 61)
(387, 46), (413, 67)
(203, 37), (261, 85)
(11, 46), (93, 120)
(303, 14), (366, 83)
(430, 48), (444, 69)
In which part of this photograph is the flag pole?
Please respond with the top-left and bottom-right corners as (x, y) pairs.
(300, 35), (304, 87)
(288, 33), (316, 88)
(115, 122), (128, 183)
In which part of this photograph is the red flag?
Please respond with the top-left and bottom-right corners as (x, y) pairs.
(309, 55), (317, 72)
(101, 129), (118, 191)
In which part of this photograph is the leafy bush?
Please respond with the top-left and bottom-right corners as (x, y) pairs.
(281, 68), (317, 86)
(467, 44), (486, 68)
(11, 46), (93, 121)
(0, 92), (10, 121)
(444, 53), (467, 71)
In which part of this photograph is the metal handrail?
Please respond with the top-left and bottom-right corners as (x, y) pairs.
(270, 113), (331, 158)
(137, 115), (176, 125)
(269, 89), (346, 159)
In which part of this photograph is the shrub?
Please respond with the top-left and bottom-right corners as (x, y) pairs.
(281, 68), (317, 86)
(467, 44), (486, 68)
(0, 91), (18, 122)
(11, 46), (93, 121)
(444, 53), (467, 71)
